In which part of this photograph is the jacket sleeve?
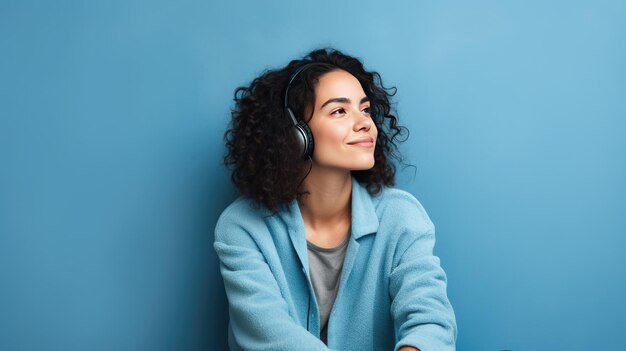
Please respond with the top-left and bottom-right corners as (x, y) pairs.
(389, 226), (457, 351)
(213, 210), (330, 351)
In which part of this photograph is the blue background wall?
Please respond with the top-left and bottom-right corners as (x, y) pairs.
(2, 1), (624, 350)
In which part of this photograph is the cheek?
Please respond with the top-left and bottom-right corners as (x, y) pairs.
(316, 123), (350, 144)
(333, 124), (351, 141)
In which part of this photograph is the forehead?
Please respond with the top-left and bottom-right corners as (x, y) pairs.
(314, 69), (365, 101)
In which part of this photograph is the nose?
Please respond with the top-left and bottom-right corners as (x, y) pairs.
(353, 108), (372, 132)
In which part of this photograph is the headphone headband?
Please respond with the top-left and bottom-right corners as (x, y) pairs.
(283, 62), (322, 159)
(283, 62), (324, 112)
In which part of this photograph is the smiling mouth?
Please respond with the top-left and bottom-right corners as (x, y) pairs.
(347, 140), (375, 147)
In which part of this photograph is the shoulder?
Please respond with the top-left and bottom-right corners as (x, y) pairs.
(371, 186), (438, 265)
(373, 185), (435, 234)
(214, 195), (273, 245)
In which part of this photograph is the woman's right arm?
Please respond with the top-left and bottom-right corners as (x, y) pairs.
(214, 211), (329, 351)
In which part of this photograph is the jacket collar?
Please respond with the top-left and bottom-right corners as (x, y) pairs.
(281, 176), (379, 237)
(280, 176), (379, 273)
(349, 176), (379, 239)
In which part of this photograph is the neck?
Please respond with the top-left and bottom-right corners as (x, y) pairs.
(297, 165), (352, 229)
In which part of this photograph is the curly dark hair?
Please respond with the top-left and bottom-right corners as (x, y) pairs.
(224, 47), (408, 212)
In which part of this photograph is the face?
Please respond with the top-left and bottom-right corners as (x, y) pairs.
(306, 69), (378, 171)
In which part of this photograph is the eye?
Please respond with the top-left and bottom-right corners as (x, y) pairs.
(362, 106), (371, 115)
(331, 108), (346, 116)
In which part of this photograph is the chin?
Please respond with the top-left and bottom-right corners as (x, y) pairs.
(350, 159), (376, 171)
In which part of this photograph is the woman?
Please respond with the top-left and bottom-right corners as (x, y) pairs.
(214, 48), (457, 351)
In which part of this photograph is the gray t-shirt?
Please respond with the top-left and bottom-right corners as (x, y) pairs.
(306, 236), (349, 345)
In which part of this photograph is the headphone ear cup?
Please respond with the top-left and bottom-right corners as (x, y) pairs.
(296, 122), (314, 159)
(287, 107), (314, 159)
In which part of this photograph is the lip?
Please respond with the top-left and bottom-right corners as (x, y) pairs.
(347, 136), (375, 147)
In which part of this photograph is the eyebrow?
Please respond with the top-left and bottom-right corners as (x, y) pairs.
(320, 96), (370, 109)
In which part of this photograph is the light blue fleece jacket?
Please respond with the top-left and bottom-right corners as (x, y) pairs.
(214, 177), (457, 350)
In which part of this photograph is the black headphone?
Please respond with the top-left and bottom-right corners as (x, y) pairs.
(283, 63), (318, 159)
